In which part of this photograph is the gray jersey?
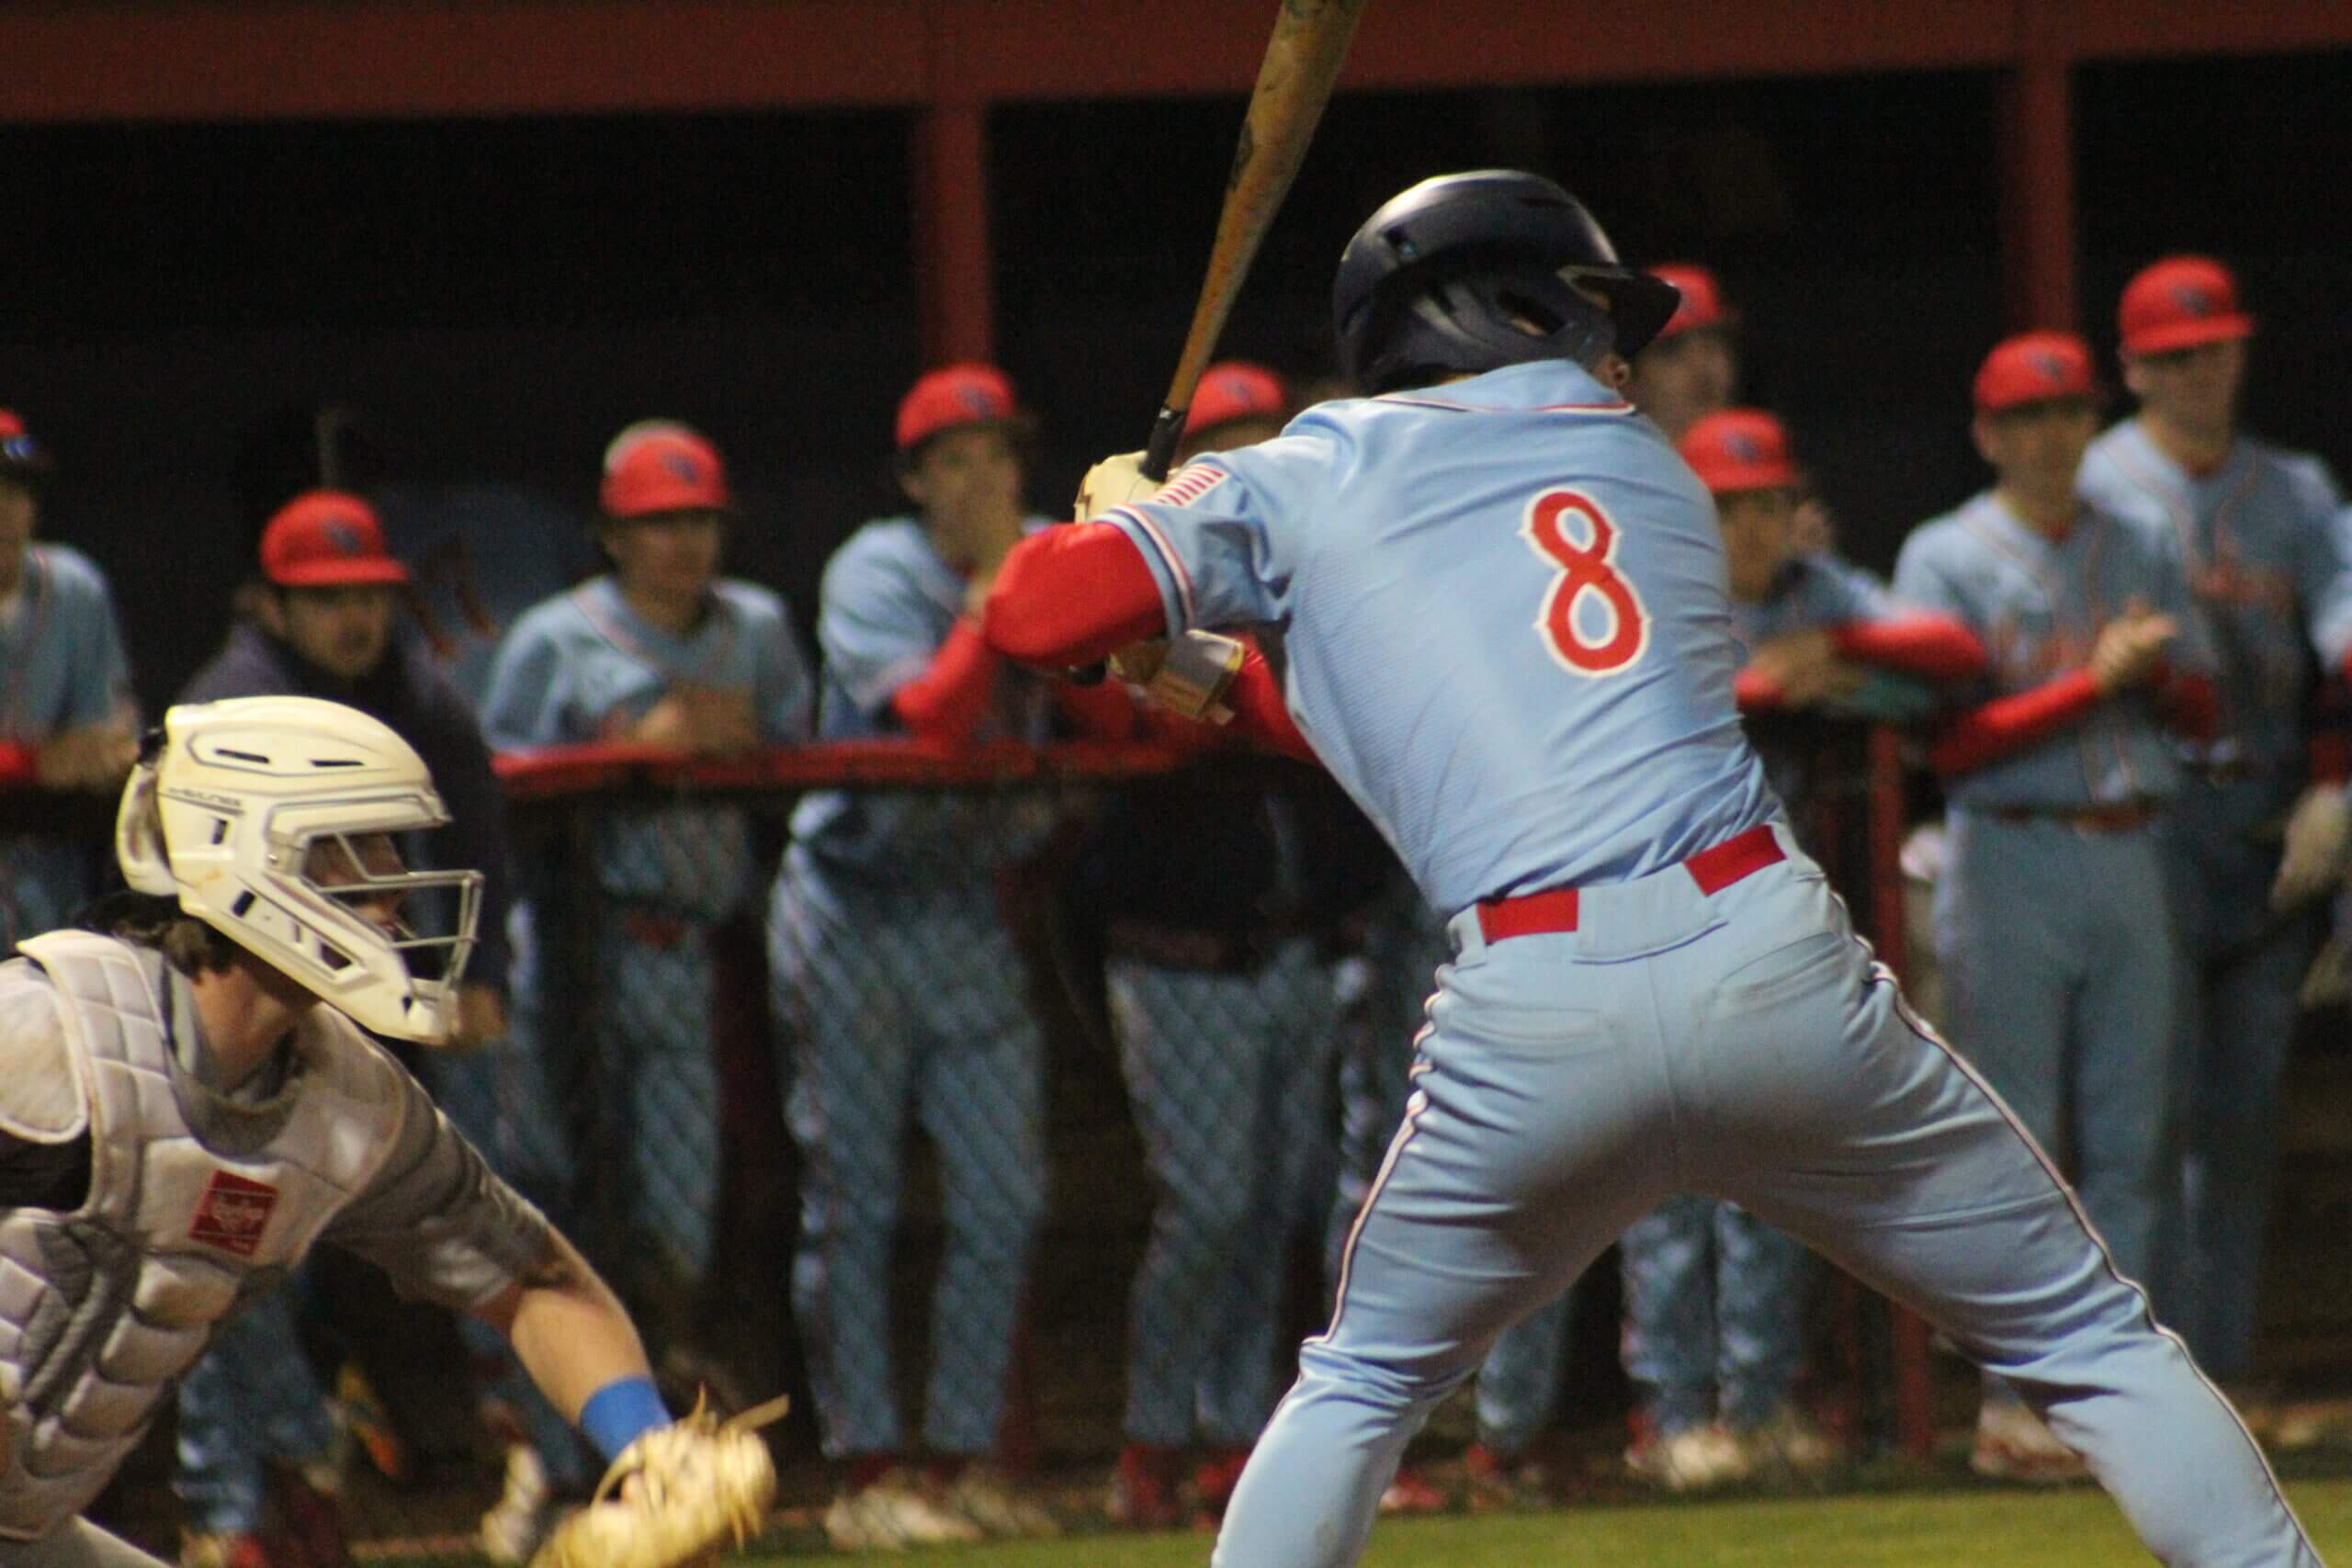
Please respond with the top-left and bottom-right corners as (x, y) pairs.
(0, 932), (550, 1540)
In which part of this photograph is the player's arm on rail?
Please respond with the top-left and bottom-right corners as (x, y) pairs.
(889, 616), (1002, 743)
(1828, 614), (1985, 682)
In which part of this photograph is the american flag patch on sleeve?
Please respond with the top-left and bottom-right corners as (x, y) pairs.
(1153, 464), (1227, 508)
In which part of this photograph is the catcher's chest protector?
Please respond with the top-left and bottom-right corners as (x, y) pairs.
(0, 932), (408, 1540)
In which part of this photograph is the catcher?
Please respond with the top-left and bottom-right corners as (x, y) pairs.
(0, 696), (777, 1568)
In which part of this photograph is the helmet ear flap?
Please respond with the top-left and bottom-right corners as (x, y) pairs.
(115, 761), (176, 898)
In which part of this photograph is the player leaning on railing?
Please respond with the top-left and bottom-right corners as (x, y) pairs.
(0, 697), (776, 1568)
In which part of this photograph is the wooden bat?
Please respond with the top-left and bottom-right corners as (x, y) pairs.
(1138, 0), (1371, 484)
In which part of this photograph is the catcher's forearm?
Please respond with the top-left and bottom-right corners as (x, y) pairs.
(478, 1230), (656, 1426)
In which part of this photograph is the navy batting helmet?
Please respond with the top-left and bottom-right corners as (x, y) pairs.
(1332, 170), (1680, 394)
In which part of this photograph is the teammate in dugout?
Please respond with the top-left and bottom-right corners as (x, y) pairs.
(1080, 363), (1346, 1530)
(769, 365), (1133, 1551)
(173, 490), (530, 1568)
(2075, 257), (2352, 1404)
(1894, 330), (2219, 1481)
(0, 696), (773, 1568)
(483, 423), (812, 1341)
(0, 411), (140, 954)
(981, 170), (2316, 1567)
(1607, 408), (1989, 1489)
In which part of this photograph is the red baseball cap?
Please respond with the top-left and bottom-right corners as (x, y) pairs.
(1647, 264), (1736, 343)
(1973, 331), (2097, 414)
(1184, 362), (1289, 439)
(1679, 409), (1799, 494)
(0, 409), (51, 474)
(261, 491), (409, 588)
(601, 422), (732, 519)
(2119, 254), (2256, 357)
(896, 362), (1023, 452)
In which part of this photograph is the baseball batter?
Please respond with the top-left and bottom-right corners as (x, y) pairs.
(982, 172), (2315, 1568)
(2075, 256), (2352, 1393)
(0, 412), (138, 954)
(483, 422), (811, 1312)
(770, 365), (1128, 1550)
(1894, 330), (2217, 1478)
(0, 697), (764, 1568)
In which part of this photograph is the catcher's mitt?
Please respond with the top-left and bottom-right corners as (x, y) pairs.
(528, 1395), (788, 1568)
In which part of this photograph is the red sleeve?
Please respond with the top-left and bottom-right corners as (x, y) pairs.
(982, 524), (1168, 669)
(2158, 669), (2218, 744)
(1734, 667), (1784, 712)
(1224, 645), (1318, 764)
(1832, 615), (1987, 681)
(0, 743), (36, 788)
(1052, 675), (1140, 739)
(889, 618), (1001, 744)
(1928, 668), (2104, 775)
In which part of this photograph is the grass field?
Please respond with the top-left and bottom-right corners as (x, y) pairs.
(746, 1479), (2352, 1567)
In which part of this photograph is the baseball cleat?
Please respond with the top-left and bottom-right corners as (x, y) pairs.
(941, 1462), (1060, 1538)
(1626, 1421), (1752, 1491)
(821, 1469), (984, 1551)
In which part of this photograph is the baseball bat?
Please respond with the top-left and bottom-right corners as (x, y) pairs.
(1062, 0), (1366, 690)
(1138, 0), (1370, 484)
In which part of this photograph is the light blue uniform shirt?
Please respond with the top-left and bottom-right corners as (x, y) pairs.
(2078, 418), (2351, 773)
(0, 544), (135, 950)
(1894, 491), (2205, 811)
(483, 575), (811, 919)
(0, 544), (133, 744)
(1105, 359), (1778, 919)
(787, 517), (1059, 889)
(1732, 553), (1900, 651)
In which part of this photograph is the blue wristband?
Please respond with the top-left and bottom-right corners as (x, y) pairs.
(580, 1376), (670, 1462)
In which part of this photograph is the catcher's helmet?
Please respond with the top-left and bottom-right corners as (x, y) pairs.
(1333, 170), (1680, 394)
(116, 697), (482, 1044)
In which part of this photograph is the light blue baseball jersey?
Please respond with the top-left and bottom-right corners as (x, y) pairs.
(1, 543), (136, 950)
(1104, 359), (1778, 918)
(483, 575), (811, 917)
(787, 516), (1059, 887)
(0, 544), (133, 744)
(1893, 492), (2206, 810)
(1732, 552), (1899, 650)
(2078, 419), (2351, 771)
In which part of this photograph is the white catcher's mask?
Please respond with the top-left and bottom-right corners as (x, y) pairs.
(114, 696), (483, 1044)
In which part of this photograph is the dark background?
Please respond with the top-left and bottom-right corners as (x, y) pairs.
(0, 51), (2344, 716)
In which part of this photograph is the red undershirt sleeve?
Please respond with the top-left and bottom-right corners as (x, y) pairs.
(982, 524), (1168, 669)
(889, 618), (1001, 744)
(1928, 668), (2104, 775)
(1831, 615), (1987, 681)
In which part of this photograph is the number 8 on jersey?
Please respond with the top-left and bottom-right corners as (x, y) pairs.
(1522, 489), (1649, 676)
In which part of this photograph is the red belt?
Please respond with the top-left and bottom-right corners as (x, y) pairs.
(1475, 824), (1786, 944)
